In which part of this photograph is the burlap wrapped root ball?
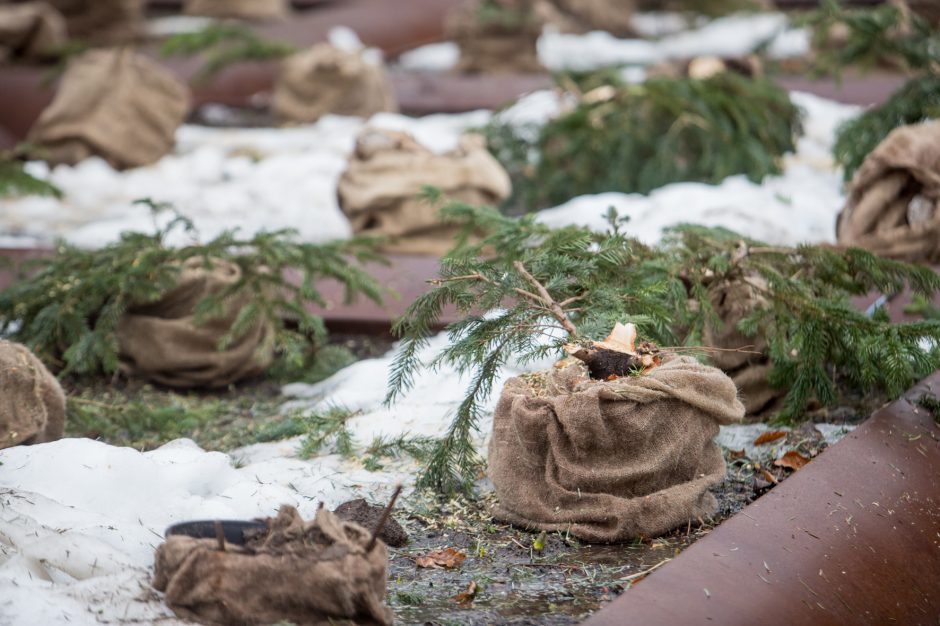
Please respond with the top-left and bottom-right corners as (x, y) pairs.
(837, 120), (940, 264)
(153, 505), (394, 626)
(701, 278), (783, 417)
(116, 258), (274, 389)
(338, 128), (512, 255)
(0, 3), (68, 62)
(272, 43), (397, 124)
(537, 0), (635, 37)
(46, 0), (143, 45)
(184, 0), (289, 20)
(447, 0), (543, 74)
(27, 48), (190, 170)
(489, 356), (745, 543)
(0, 340), (66, 451)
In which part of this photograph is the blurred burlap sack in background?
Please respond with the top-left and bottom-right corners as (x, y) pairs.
(185, 0), (289, 20)
(116, 258), (274, 389)
(0, 340), (66, 450)
(447, 0), (543, 73)
(338, 128), (512, 255)
(838, 120), (940, 264)
(273, 43), (397, 124)
(27, 49), (190, 170)
(0, 2), (67, 62)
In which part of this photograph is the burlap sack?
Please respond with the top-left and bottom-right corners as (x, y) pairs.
(153, 506), (393, 626)
(116, 258), (274, 389)
(0, 340), (66, 450)
(489, 356), (745, 543)
(184, 0), (289, 20)
(701, 278), (783, 416)
(338, 128), (512, 255)
(27, 49), (190, 170)
(447, 0), (543, 74)
(537, 0), (635, 37)
(0, 2), (67, 62)
(272, 43), (397, 124)
(837, 120), (940, 264)
(46, 0), (143, 45)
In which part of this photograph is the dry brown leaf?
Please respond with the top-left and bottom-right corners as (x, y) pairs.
(728, 449), (746, 460)
(760, 469), (779, 485)
(754, 430), (788, 445)
(453, 580), (478, 607)
(415, 547), (466, 570)
(774, 450), (811, 471)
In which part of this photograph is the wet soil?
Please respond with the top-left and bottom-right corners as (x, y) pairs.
(385, 456), (759, 626)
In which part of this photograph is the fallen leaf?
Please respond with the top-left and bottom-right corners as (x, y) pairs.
(728, 449), (747, 460)
(415, 547), (466, 570)
(453, 580), (478, 607)
(774, 450), (811, 471)
(760, 469), (778, 485)
(754, 430), (787, 445)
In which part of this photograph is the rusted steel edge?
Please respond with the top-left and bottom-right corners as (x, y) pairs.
(584, 371), (940, 626)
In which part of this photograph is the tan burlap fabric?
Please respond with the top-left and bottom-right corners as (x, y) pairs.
(837, 120), (940, 264)
(0, 340), (66, 450)
(272, 44), (397, 124)
(537, 0), (635, 37)
(701, 278), (783, 416)
(0, 2), (67, 62)
(447, 0), (543, 74)
(153, 506), (393, 626)
(489, 356), (744, 543)
(338, 128), (512, 255)
(184, 0), (289, 20)
(27, 49), (190, 170)
(46, 0), (143, 45)
(116, 258), (274, 389)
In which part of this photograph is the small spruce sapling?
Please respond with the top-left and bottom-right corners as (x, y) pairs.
(388, 199), (940, 495)
(0, 200), (386, 378)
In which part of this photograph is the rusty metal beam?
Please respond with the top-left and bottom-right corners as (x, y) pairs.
(584, 371), (940, 626)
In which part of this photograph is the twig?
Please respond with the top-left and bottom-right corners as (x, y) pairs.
(214, 520), (226, 552)
(620, 558), (670, 582)
(367, 484), (403, 551)
(512, 260), (578, 336)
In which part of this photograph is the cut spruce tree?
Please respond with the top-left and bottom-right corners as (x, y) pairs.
(483, 72), (802, 210)
(387, 200), (940, 494)
(0, 200), (385, 378)
(803, 0), (940, 180)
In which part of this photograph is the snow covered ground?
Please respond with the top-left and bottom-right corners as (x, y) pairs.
(397, 12), (810, 74)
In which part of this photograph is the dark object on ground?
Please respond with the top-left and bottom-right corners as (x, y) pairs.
(334, 498), (408, 548)
(153, 505), (394, 626)
(184, 0), (289, 19)
(838, 119), (940, 264)
(338, 128), (511, 255)
(0, 3), (67, 62)
(273, 43), (397, 124)
(585, 370), (940, 625)
(447, 0), (542, 74)
(26, 48), (190, 169)
(488, 356), (745, 542)
(117, 257), (275, 388)
(0, 339), (66, 450)
(165, 520), (268, 545)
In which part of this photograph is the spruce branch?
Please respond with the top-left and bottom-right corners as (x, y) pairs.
(0, 201), (386, 379)
(389, 202), (940, 495)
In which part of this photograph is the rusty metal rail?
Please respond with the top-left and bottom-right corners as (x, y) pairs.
(584, 371), (940, 626)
